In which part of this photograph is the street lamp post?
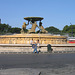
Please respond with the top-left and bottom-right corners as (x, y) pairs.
(70, 23), (73, 37)
(0, 19), (1, 24)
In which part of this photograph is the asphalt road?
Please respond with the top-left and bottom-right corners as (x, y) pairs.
(0, 53), (75, 69)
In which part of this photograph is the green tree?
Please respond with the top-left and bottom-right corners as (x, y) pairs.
(62, 25), (69, 33)
(62, 25), (75, 36)
(10, 27), (21, 33)
(0, 23), (21, 34)
(45, 26), (61, 34)
(0, 23), (11, 34)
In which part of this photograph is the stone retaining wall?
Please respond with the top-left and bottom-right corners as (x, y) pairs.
(0, 34), (67, 44)
(0, 44), (75, 53)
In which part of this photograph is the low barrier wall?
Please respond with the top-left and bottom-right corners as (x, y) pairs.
(0, 44), (75, 54)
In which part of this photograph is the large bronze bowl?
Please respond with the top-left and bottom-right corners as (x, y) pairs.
(24, 17), (43, 21)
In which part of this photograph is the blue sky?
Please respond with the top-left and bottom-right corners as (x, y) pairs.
(0, 0), (75, 30)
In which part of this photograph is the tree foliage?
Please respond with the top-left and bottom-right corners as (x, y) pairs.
(62, 25), (75, 33)
(0, 23), (75, 36)
(45, 26), (61, 34)
(10, 27), (21, 33)
(62, 25), (69, 33)
(0, 23), (21, 34)
(62, 25), (75, 36)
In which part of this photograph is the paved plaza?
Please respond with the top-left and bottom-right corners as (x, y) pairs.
(0, 53), (75, 75)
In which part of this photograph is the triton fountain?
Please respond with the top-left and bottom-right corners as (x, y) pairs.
(0, 17), (67, 44)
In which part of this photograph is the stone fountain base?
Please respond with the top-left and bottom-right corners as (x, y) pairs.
(0, 34), (67, 44)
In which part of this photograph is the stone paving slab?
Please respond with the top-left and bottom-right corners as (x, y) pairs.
(0, 65), (75, 75)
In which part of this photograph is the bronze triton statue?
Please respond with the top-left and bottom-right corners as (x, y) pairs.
(21, 17), (48, 34)
(21, 21), (29, 34)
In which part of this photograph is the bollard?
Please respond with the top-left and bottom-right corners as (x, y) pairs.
(47, 44), (53, 53)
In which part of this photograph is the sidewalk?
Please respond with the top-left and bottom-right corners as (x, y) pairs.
(0, 44), (75, 54)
